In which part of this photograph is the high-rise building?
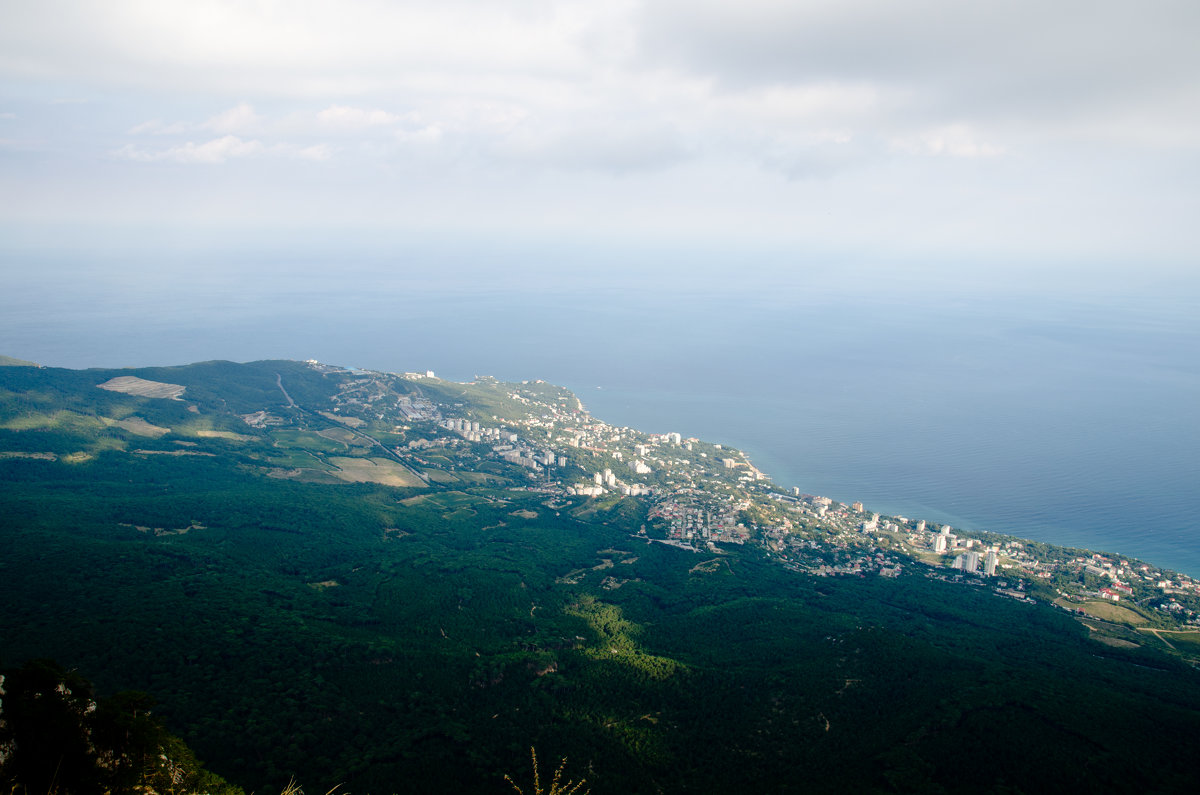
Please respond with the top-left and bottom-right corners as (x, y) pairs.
(985, 550), (998, 576)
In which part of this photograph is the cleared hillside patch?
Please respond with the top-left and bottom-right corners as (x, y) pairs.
(1076, 600), (1149, 625)
(318, 411), (365, 427)
(97, 376), (186, 399)
(102, 416), (170, 438)
(195, 429), (255, 441)
(328, 456), (425, 487)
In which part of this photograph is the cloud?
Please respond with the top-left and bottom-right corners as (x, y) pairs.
(395, 124), (443, 144)
(203, 102), (264, 134)
(129, 102), (263, 136)
(114, 135), (264, 164)
(112, 135), (330, 164)
(634, 0), (1200, 142)
(890, 125), (1006, 158)
(0, 0), (602, 96)
(499, 123), (689, 174)
(759, 139), (866, 181)
(119, 103), (335, 162)
(317, 105), (401, 128)
(282, 143), (333, 161)
(128, 119), (190, 135)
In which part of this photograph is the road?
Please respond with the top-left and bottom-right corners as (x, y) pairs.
(275, 373), (296, 407)
(275, 371), (429, 485)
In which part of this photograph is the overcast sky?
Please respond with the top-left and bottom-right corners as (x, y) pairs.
(2, 0), (1198, 290)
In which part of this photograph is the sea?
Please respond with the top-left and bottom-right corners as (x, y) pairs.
(3, 241), (1198, 577)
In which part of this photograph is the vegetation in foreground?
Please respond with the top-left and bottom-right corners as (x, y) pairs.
(0, 660), (242, 795)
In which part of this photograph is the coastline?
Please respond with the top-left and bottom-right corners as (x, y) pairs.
(569, 382), (1200, 580)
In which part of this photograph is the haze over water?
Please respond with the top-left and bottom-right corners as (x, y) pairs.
(4, 243), (1198, 578)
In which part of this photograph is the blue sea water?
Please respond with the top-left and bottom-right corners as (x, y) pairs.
(2, 246), (1198, 576)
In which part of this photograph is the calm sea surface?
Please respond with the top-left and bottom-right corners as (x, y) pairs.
(3, 252), (1198, 576)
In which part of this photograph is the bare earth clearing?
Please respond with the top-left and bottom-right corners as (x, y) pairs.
(120, 521), (206, 537)
(97, 376), (186, 399)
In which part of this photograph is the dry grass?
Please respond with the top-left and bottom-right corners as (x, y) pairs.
(132, 449), (215, 457)
(318, 411), (365, 427)
(316, 427), (357, 446)
(505, 748), (589, 795)
(423, 468), (460, 483)
(196, 429), (255, 441)
(278, 779), (343, 795)
(102, 416), (170, 437)
(456, 471), (508, 484)
(1076, 600), (1148, 625)
(1091, 634), (1140, 648)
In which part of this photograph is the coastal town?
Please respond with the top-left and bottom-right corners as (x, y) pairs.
(310, 361), (1200, 639)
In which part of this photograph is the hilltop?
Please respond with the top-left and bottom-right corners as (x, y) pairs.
(2, 358), (1200, 793)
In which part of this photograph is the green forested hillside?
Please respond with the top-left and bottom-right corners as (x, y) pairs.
(2, 360), (1199, 793)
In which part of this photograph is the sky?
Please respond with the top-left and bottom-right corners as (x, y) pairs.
(2, 0), (1199, 294)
